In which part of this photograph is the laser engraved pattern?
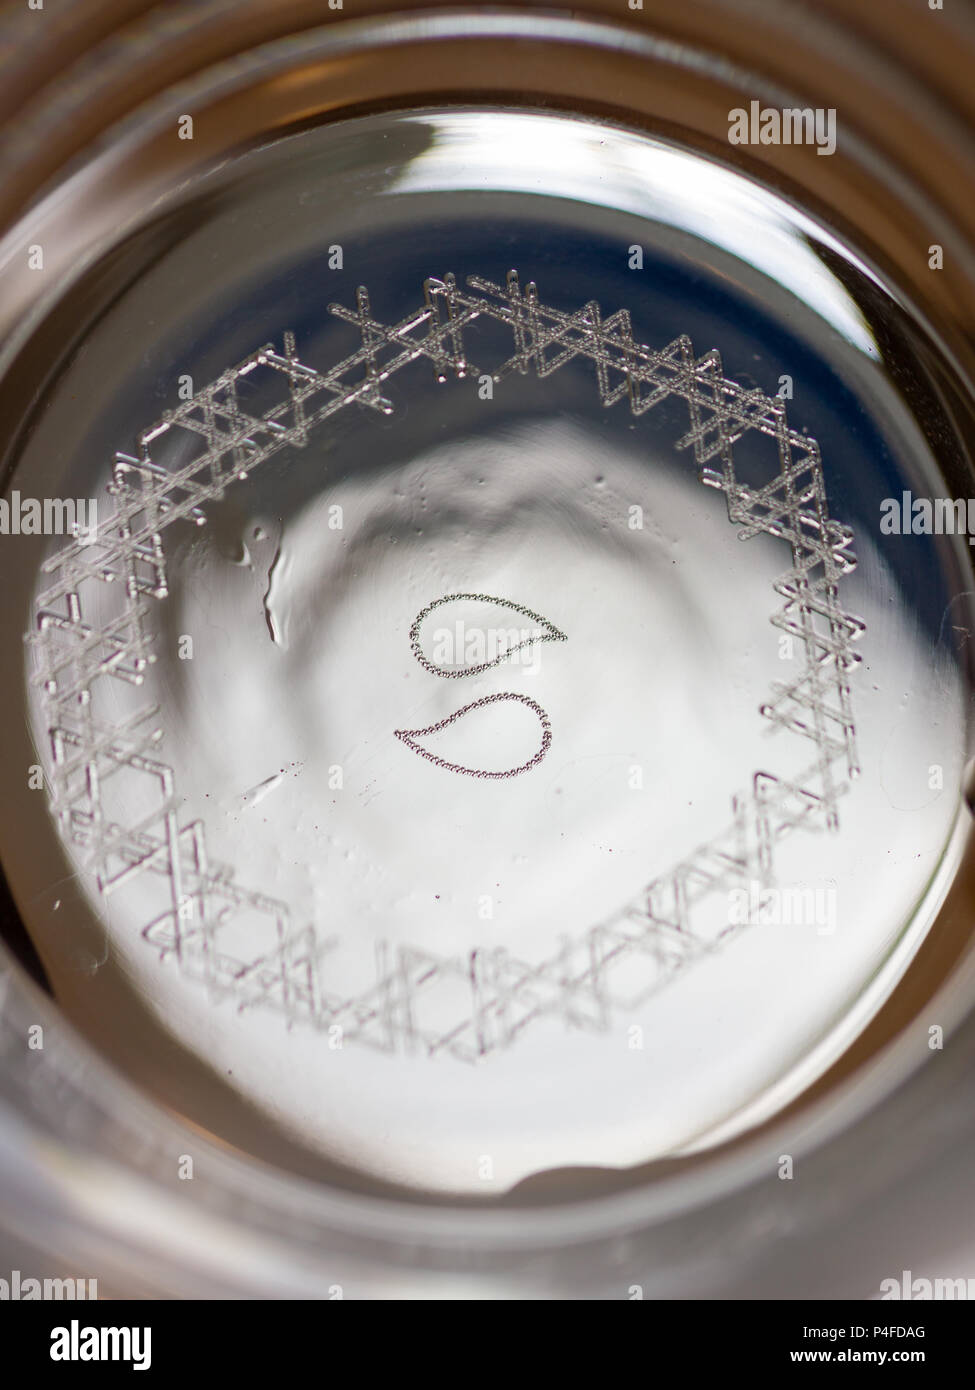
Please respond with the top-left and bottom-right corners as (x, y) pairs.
(398, 592), (564, 778)
(27, 271), (863, 1062)
(407, 593), (567, 678)
(395, 692), (553, 779)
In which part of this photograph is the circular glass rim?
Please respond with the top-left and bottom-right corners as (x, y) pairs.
(1, 0), (974, 1295)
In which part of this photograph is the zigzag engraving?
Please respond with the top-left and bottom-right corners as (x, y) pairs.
(27, 271), (863, 1061)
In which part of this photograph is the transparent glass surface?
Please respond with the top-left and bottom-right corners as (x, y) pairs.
(1, 108), (970, 1199)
